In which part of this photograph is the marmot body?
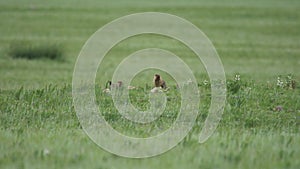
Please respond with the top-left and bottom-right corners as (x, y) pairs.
(153, 74), (167, 89)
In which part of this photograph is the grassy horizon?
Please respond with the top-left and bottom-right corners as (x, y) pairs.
(0, 0), (300, 89)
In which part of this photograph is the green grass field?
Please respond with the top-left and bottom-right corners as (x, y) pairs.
(0, 0), (300, 168)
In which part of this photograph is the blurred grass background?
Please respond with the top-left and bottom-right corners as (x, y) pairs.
(0, 0), (299, 89)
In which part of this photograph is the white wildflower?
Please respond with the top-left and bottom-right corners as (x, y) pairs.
(277, 77), (284, 88)
(234, 74), (240, 81)
(203, 80), (209, 86)
(43, 148), (50, 156)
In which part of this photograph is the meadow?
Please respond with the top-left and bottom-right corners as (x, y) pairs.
(0, 0), (300, 168)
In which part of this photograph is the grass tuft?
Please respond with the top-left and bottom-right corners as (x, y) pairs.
(8, 41), (64, 61)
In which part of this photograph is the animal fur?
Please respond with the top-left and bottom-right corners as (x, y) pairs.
(153, 74), (167, 89)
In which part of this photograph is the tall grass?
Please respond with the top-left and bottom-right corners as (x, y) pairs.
(8, 42), (64, 61)
(0, 76), (299, 168)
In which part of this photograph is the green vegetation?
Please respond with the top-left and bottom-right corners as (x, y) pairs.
(1, 77), (299, 169)
(0, 0), (299, 169)
(8, 42), (63, 60)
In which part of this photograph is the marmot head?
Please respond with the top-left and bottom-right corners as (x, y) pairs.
(154, 74), (160, 80)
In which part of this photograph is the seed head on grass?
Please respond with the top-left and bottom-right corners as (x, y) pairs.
(274, 105), (283, 112)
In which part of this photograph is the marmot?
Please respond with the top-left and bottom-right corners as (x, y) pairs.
(153, 74), (167, 89)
